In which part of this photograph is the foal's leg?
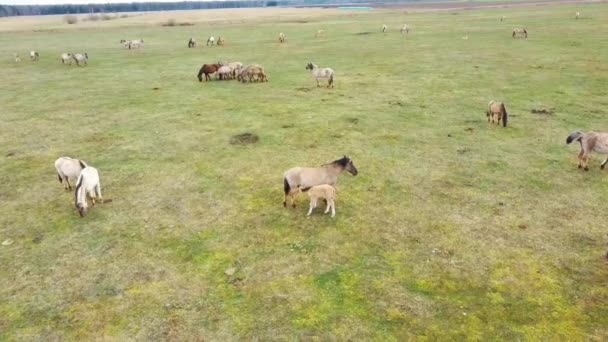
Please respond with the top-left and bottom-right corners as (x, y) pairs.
(324, 198), (331, 214)
(578, 149), (584, 168)
(307, 198), (316, 216)
(330, 200), (336, 217)
(96, 183), (103, 203)
(582, 153), (590, 171)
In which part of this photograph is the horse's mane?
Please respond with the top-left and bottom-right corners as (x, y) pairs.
(323, 156), (350, 168)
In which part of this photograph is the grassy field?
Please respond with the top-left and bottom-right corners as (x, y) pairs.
(1, 2), (608, 340)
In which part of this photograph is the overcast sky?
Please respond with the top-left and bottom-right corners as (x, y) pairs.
(2, 0), (199, 4)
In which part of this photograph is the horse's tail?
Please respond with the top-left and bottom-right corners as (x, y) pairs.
(501, 103), (508, 127)
(329, 73), (334, 87)
(283, 178), (290, 207)
(79, 160), (87, 169)
(566, 131), (583, 144)
(197, 66), (204, 82)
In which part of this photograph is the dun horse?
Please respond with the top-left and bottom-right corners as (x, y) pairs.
(74, 166), (102, 217)
(283, 156), (358, 208)
(512, 28), (528, 38)
(30, 51), (39, 61)
(306, 62), (334, 88)
(400, 24), (410, 35)
(307, 184), (337, 217)
(566, 131), (608, 171)
(188, 38), (197, 48)
(197, 64), (220, 82)
(55, 157), (87, 190)
(486, 100), (508, 127)
(279, 32), (286, 43)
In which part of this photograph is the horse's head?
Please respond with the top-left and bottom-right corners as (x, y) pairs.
(76, 203), (88, 217)
(306, 63), (313, 70)
(334, 155), (358, 176)
(84, 53), (88, 59)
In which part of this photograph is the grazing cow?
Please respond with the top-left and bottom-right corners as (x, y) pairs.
(512, 28), (528, 38)
(566, 131), (608, 171)
(306, 62), (334, 88)
(197, 63), (220, 82)
(283, 156), (358, 208)
(74, 166), (103, 217)
(486, 100), (508, 127)
(306, 184), (337, 218)
(55, 157), (87, 190)
(30, 51), (40, 61)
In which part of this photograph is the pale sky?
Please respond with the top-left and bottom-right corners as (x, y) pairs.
(2, 0), (207, 4)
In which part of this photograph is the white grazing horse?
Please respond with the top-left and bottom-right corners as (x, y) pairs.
(400, 24), (410, 35)
(207, 36), (215, 46)
(129, 39), (143, 49)
(74, 166), (102, 217)
(306, 62), (334, 88)
(61, 53), (73, 65)
(30, 51), (39, 61)
(382, 24), (387, 33)
(72, 53), (88, 66)
(55, 157), (87, 190)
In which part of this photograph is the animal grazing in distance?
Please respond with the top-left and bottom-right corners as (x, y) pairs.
(400, 24), (410, 35)
(575, 12), (580, 19)
(129, 39), (144, 49)
(486, 100), (508, 127)
(188, 38), (196, 48)
(217, 65), (232, 80)
(512, 28), (528, 38)
(279, 32), (286, 43)
(238, 64), (268, 83)
(55, 157), (87, 190)
(61, 53), (73, 65)
(72, 53), (88, 66)
(74, 166), (103, 217)
(283, 155), (358, 208)
(382, 24), (387, 33)
(306, 184), (337, 218)
(500, 15), (506, 22)
(566, 131), (608, 171)
(306, 62), (334, 88)
(30, 51), (39, 61)
(197, 63), (220, 82)
(315, 30), (326, 38)
(207, 36), (215, 46)
(217, 36), (225, 46)
(14, 53), (21, 63)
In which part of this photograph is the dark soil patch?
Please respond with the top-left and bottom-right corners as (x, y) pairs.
(356, 32), (373, 35)
(152, 87), (160, 90)
(457, 147), (470, 154)
(296, 87), (312, 92)
(6, 151), (16, 157)
(531, 107), (554, 115)
(388, 101), (405, 107)
(346, 117), (359, 124)
(230, 133), (259, 145)
(282, 124), (294, 129)
(464, 127), (474, 132)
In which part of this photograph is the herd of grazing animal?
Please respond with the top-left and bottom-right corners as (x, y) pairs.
(13, 11), (595, 220)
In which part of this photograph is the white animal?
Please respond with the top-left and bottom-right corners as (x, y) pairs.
(30, 51), (39, 61)
(74, 166), (102, 217)
(400, 24), (410, 35)
(500, 15), (506, 22)
(306, 184), (337, 218)
(279, 32), (286, 43)
(14, 53), (21, 63)
(306, 62), (334, 88)
(61, 53), (73, 65)
(576, 12), (580, 19)
(382, 24), (388, 33)
(72, 53), (88, 66)
(129, 39), (143, 49)
(217, 65), (232, 80)
(207, 36), (215, 46)
(315, 30), (326, 38)
(55, 157), (87, 190)
(462, 35), (469, 40)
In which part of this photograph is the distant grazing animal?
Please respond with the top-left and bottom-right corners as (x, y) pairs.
(239, 64), (268, 83)
(55, 157), (87, 190)
(306, 184), (337, 217)
(500, 15), (506, 22)
(74, 166), (102, 217)
(30, 51), (39, 61)
(315, 30), (326, 38)
(120, 39), (130, 48)
(217, 36), (225, 46)
(61, 53), (73, 65)
(283, 155), (358, 208)
(512, 28), (528, 38)
(188, 38), (197, 48)
(566, 131), (608, 171)
(217, 65), (232, 80)
(462, 35), (469, 40)
(220, 61), (243, 78)
(279, 32), (286, 43)
(72, 53), (88, 66)
(197, 63), (220, 82)
(400, 24), (410, 35)
(576, 12), (580, 19)
(486, 100), (508, 127)
(306, 62), (334, 88)
(207, 36), (215, 46)
(382, 24), (388, 33)
(14, 53), (21, 63)
(129, 39), (144, 49)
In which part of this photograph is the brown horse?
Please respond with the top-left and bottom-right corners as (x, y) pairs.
(486, 100), (508, 127)
(197, 64), (220, 82)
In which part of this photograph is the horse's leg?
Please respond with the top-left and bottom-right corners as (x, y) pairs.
(324, 199), (330, 214)
(330, 200), (336, 217)
(65, 177), (71, 190)
(96, 183), (103, 203)
(582, 152), (590, 171)
(307, 199), (315, 216)
(601, 155), (608, 169)
(578, 149), (584, 168)
(290, 191), (297, 208)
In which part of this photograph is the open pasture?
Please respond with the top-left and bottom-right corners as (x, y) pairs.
(1, 2), (608, 340)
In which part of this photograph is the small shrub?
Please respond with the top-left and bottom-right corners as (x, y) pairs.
(164, 18), (177, 26)
(87, 14), (100, 21)
(100, 13), (114, 21)
(119, 14), (129, 18)
(64, 15), (78, 24)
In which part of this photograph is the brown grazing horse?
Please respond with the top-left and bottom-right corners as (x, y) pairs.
(566, 131), (608, 171)
(486, 100), (508, 127)
(197, 64), (220, 82)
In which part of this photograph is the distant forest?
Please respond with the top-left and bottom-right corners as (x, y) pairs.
(0, 0), (413, 17)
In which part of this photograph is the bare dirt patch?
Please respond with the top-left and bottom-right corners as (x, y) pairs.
(531, 107), (554, 115)
(230, 133), (259, 145)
